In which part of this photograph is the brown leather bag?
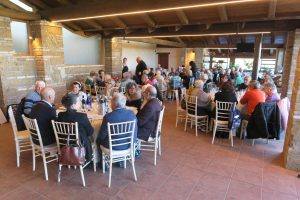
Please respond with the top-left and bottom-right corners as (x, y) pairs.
(59, 131), (86, 166)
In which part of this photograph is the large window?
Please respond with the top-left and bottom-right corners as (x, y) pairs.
(10, 21), (29, 54)
(260, 59), (276, 73)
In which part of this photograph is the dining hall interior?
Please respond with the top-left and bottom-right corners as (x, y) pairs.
(0, 0), (300, 199)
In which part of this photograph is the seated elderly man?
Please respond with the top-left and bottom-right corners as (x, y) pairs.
(190, 80), (212, 116)
(24, 80), (46, 115)
(240, 80), (265, 119)
(29, 87), (57, 146)
(238, 75), (251, 91)
(96, 93), (137, 168)
(263, 82), (280, 103)
(137, 85), (162, 142)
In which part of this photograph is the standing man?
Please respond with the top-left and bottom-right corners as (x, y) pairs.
(24, 80), (46, 115)
(135, 56), (147, 85)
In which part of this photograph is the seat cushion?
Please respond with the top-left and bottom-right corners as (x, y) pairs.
(100, 145), (131, 157)
(16, 130), (30, 139)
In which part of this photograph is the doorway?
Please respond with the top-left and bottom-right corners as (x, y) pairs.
(157, 53), (170, 69)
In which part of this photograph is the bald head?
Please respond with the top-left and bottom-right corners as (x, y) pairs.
(146, 85), (157, 98)
(41, 87), (55, 104)
(35, 80), (46, 94)
(136, 56), (142, 63)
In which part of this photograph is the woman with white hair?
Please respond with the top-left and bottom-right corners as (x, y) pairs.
(190, 80), (212, 116)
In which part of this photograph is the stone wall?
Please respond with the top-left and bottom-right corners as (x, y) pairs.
(64, 64), (104, 90)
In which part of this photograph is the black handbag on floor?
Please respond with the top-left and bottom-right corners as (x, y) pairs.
(228, 104), (241, 130)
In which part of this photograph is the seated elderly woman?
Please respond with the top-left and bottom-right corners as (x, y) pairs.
(155, 70), (167, 92)
(69, 81), (87, 102)
(215, 81), (238, 103)
(190, 80), (212, 116)
(125, 82), (142, 110)
(263, 82), (280, 103)
(57, 93), (94, 162)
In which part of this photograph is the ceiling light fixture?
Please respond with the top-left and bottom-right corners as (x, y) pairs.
(117, 32), (270, 39)
(9, 0), (33, 12)
(53, 0), (261, 22)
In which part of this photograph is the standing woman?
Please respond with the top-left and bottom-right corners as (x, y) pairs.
(122, 57), (129, 78)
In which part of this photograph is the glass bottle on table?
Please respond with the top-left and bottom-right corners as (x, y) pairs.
(81, 95), (86, 111)
(86, 93), (92, 111)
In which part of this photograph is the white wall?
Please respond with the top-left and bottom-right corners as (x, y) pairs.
(121, 40), (156, 71)
(156, 48), (182, 70)
(10, 21), (29, 54)
(62, 28), (100, 64)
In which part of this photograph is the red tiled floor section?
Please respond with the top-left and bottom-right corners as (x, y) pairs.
(0, 101), (299, 199)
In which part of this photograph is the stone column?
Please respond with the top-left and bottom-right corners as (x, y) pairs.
(29, 20), (66, 104)
(252, 34), (263, 81)
(274, 48), (284, 74)
(284, 50), (300, 171)
(180, 48), (186, 67)
(194, 48), (204, 70)
(281, 30), (300, 99)
(104, 37), (122, 74)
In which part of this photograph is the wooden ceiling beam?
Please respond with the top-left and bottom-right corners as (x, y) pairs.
(64, 21), (82, 31)
(268, 0), (277, 19)
(110, 17), (127, 28)
(142, 14), (156, 28)
(175, 37), (184, 44)
(0, 0), (27, 12)
(30, 0), (49, 10)
(217, 5), (228, 22)
(175, 10), (189, 25)
(187, 43), (284, 48)
(126, 37), (186, 48)
(56, 0), (72, 5)
(0, 7), (40, 20)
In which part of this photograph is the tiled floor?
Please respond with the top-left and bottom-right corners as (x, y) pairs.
(0, 101), (299, 200)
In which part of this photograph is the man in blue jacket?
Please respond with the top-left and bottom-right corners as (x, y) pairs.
(96, 93), (137, 168)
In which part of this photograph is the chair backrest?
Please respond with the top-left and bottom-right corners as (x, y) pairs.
(8, 106), (18, 139)
(185, 95), (197, 116)
(96, 86), (107, 95)
(22, 115), (44, 148)
(154, 106), (165, 139)
(51, 121), (79, 154)
(120, 87), (126, 93)
(215, 101), (236, 122)
(107, 120), (136, 153)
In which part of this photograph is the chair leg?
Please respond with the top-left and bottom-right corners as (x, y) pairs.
(58, 164), (62, 183)
(176, 111), (178, 127)
(16, 142), (20, 167)
(184, 115), (188, 132)
(79, 166), (86, 187)
(195, 118), (198, 136)
(206, 117), (209, 133)
(252, 139), (255, 146)
(230, 131), (233, 147)
(131, 156), (137, 181)
(124, 159), (127, 169)
(154, 144), (157, 166)
(32, 147), (36, 171)
(102, 153), (105, 174)
(158, 138), (162, 156)
(212, 125), (217, 144)
(240, 122), (244, 139)
(108, 158), (113, 188)
(42, 153), (48, 181)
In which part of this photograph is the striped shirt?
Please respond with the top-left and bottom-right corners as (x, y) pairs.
(24, 91), (41, 115)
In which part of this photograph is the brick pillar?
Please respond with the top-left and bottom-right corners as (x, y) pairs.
(180, 48), (186, 66)
(104, 37), (122, 74)
(284, 50), (300, 171)
(194, 48), (204, 70)
(274, 48), (284, 74)
(29, 20), (66, 104)
(0, 17), (14, 111)
(252, 34), (262, 81)
(281, 30), (300, 99)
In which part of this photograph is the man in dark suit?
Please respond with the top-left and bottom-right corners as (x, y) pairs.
(137, 85), (162, 141)
(135, 56), (147, 84)
(96, 93), (137, 167)
(57, 94), (94, 161)
(29, 87), (57, 146)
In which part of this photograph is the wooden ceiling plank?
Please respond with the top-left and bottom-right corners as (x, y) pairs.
(142, 14), (156, 28)
(127, 38), (186, 48)
(217, 5), (228, 22)
(175, 10), (189, 25)
(30, 0), (50, 9)
(175, 37), (184, 44)
(0, 6), (40, 20)
(56, 0), (71, 5)
(110, 16), (127, 28)
(268, 0), (277, 19)
(65, 21), (82, 31)
(85, 20), (103, 30)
